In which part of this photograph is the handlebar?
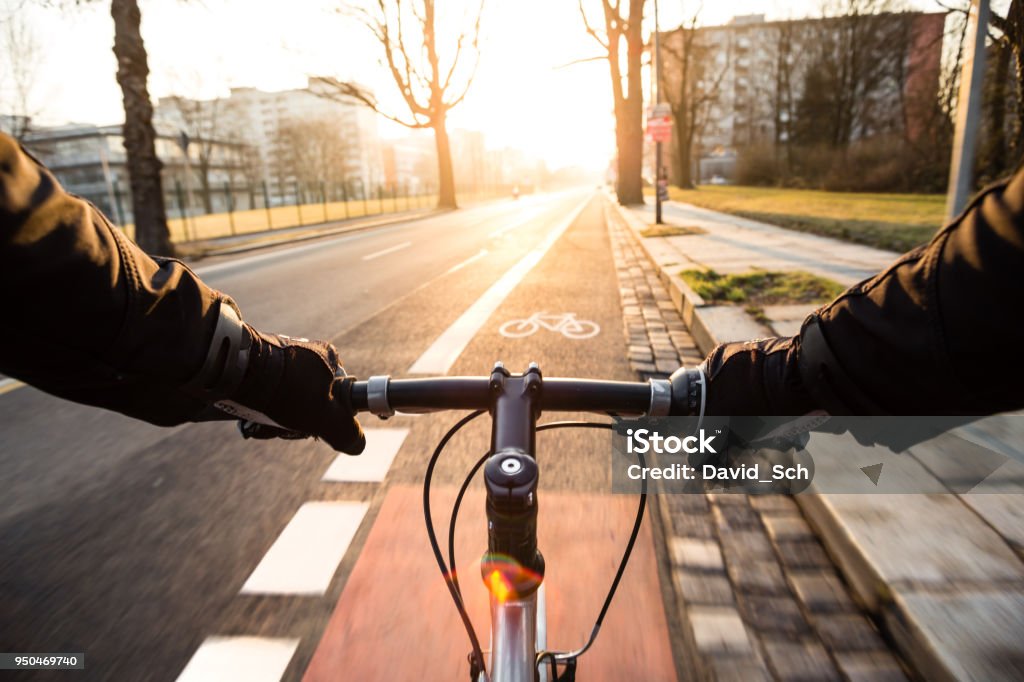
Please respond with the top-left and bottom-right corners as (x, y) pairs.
(349, 365), (705, 418)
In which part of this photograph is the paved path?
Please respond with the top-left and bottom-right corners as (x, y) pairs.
(632, 201), (897, 287)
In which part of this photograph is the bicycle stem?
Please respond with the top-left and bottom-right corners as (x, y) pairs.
(482, 362), (547, 682)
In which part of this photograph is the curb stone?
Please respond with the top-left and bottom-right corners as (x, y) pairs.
(608, 196), (1024, 682)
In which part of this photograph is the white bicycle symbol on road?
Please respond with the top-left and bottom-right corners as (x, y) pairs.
(499, 312), (601, 340)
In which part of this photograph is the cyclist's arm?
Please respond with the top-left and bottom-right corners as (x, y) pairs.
(700, 162), (1024, 416)
(0, 133), (364, 452)
(0, 132), (227, 423)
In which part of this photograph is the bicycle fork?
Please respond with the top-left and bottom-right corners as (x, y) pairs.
(480, 362), (547, 682)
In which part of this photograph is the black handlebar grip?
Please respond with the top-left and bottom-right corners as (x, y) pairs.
(668, 366), (704, 416)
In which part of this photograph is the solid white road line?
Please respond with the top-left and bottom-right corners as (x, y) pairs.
(322, 428), (409, 482)
(240, 501), (368, 596)
(408, 195), (592, 375)
(445, 249), (488, 275)
(361, 241), (412, 261)
(175, 636), (299, 682)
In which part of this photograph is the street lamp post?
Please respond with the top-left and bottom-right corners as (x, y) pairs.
(945, 0), (990, 220)
(654, 0), (663, 225)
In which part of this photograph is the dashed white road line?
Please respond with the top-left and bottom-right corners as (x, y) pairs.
(408, 195), (592, 375)
(322, 428), (409, 482)
(240, 501), (368, 596)
(175, 636), (299, 682)
(361, 241), (412, 261)
(445, 249), (488, 275)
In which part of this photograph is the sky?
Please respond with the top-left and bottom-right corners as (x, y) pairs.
(1, 0), (942, 172)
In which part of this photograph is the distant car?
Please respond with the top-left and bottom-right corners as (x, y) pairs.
(709, 175), (727, 185)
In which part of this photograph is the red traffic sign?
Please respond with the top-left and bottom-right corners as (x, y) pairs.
(647, 116), (672, 143)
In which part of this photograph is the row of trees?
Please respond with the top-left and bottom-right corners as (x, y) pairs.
(655, 0), (1024, 194)
(2, 0), (484, 255)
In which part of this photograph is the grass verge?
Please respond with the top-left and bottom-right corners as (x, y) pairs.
(680, 269), (845, 323)
(639, 224), (707, 238)
(654, 185), (943, 252)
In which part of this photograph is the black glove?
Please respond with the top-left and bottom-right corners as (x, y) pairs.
(218, 327), (366, 454)
(699, 336), (817, 416)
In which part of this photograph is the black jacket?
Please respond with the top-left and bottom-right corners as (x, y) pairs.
(1, 131), (1022, 421)
(0, 133), (226, 424)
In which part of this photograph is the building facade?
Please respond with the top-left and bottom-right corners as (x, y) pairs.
(23, 123), (252, 224)
(156, 78), (383, 201)
(659, 12), (946, 183)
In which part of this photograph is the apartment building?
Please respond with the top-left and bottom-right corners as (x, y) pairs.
(156, 77), (383, 200)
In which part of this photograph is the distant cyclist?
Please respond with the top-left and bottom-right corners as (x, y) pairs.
(1, 130), (1022, 439)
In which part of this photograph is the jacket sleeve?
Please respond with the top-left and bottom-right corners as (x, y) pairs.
(797, 163), (1024, 415)
(0, 132), (231, 425)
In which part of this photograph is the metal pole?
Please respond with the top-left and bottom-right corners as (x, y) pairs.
(654, 0), (663, 225)
(180, 141), (197, 240)
(262, 180), (274, 230)
(946, 0), (990, 220)
(342, 181), (350, 219)
(112, 179), (126, 228)
(321, 180), (328, 222)
(295, 180), (303, 226)
(175, 179), (190, 242)
(378, 185), (384, 214)
(225, 181), (236, 235)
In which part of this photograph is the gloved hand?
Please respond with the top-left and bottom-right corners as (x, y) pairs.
(699, 336), (817, 416)
(216, 327), (366, 454)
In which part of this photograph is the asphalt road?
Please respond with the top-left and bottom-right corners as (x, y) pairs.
(0, 191), (677, 681)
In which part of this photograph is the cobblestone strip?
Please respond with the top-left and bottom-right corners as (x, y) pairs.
(605, 201), (911, 682)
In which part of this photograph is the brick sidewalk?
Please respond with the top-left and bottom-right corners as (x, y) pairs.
(605, 200), (910, 681)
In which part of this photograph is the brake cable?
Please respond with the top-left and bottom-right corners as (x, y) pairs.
(428, 417), (647, 682)
(423, 410), (488, 679)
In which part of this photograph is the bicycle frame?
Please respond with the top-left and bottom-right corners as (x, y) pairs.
(352, 363), (703, 681)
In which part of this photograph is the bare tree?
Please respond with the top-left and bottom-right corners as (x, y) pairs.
(659, 10), (727, 188)
(110, 0), (173, 254)
(580, 0), (646, 204)
(0, 12), (42, 139)
(988, 0), (1024, 163)
(795, 1), (916, 148)
(46, 0), (172, 253)
(936, 0), (1024, 173)
(315, 0), (483, 209)
(275, 117), (353, 188)
(162, 95), (222, 213)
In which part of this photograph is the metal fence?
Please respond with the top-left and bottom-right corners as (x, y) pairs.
(88, 179), (500, 244)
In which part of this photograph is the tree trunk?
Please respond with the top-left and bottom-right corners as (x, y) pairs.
(433, 113), (457, 209)
(674, 128), (694, 188)
(111, 0), (172, 255)
(198, 167), (213, 214)
(615, 0), (646, 204)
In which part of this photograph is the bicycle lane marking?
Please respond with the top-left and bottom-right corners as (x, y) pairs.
(407, 194), (594, 374)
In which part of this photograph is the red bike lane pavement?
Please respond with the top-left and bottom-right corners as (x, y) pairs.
(302, 485), (677, 680)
